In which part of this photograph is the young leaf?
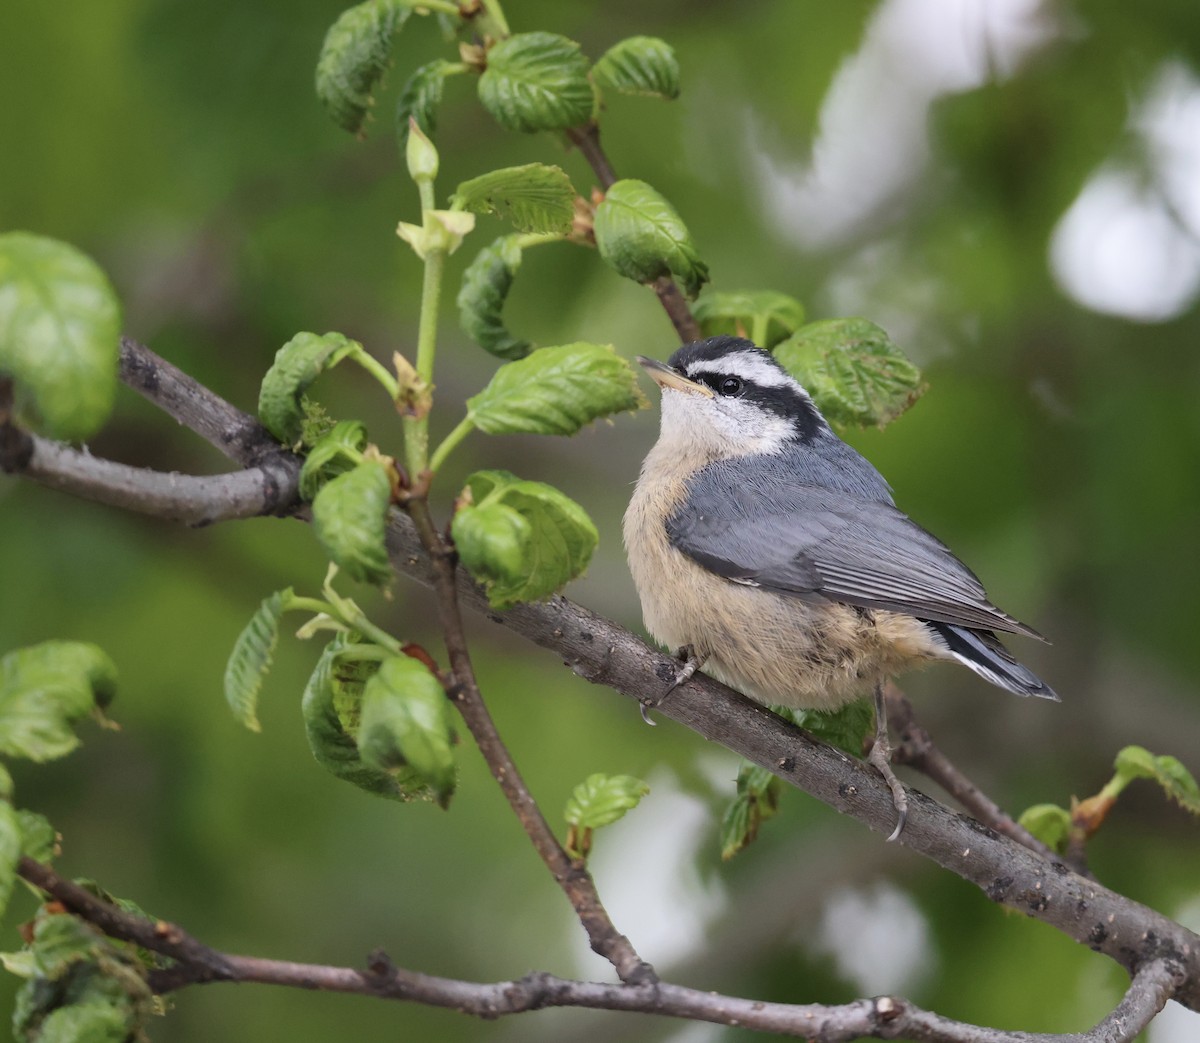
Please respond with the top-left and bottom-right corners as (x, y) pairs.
(1113, 745), (1200, 815)
(563, 773), (649, 859)
(0, 802), (19, 921)
(299, 420), (369, 500)
(0, 232), (121, 442)
(358, 656), (455, 805)
(396, 59), (457, 147)
(466, 342), (644, 436)
(0, 641), (117, 762)
(258, 331), (360, 444)
(315, 0), (412, 134)
(223, 588), (291, 732)
(593, 179), (709, 298)
(693, 289), (806, 349)
(302, 639), (434, 802)
(777, 699), (873, 758)
(1018, 803), (1071, 854)
(451, 470), (598, 609)
(720, 763), (781, 860)
(451, 164), (576, 235)
(311, 459), (394, 585)
(592, 36), (680, 100)
(773, 318), (926, 429)
(477, 32), (595, 133)
(457, 235), (532, 360)
(17, 809), (58, 863)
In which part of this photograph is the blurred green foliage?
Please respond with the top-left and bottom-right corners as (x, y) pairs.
(2, 1), (1200, 1040)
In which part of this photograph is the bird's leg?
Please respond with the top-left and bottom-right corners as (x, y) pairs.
(867, 680), (908, 842)
(639, 645), (709, 725)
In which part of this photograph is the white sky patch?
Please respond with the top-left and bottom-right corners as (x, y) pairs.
(573, 768), (727, 972)
(1050, 62), (1200, 322)
(751, 0), (1058, 248)
(808, 881), (937, 996)
(1148, 894), (1200, 1043)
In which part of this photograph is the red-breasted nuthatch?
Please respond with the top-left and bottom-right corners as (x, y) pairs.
(624, 335), (1056, 838)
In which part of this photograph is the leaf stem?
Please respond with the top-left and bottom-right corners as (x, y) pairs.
(478, 0), (511, 37)
(403, 179), (446, 482)
(350, 348), (399, 399)
(429, 416), (476, 473)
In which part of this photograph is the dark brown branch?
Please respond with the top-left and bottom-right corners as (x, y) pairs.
(1, 429), (298, 525)
(565, 124), (703, 344)
(402, 495), (655, 986)
(16, 856), (1181, 1042)
(885, 683), (1060, 860)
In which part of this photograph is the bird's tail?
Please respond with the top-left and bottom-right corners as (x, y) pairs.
(926, 622), (1058, 700)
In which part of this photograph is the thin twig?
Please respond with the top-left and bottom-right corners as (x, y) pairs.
(15, 856), (1181, 1041)
(402, 494), (656, 986)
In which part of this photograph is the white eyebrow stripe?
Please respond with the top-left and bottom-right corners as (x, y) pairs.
(685, 351), (804, 392)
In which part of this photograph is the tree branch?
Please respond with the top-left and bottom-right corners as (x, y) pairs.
(16, 855), (1182, 1042)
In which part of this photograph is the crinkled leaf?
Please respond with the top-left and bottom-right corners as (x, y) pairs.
(593, 179), (709, 297)
(302, 639), (433, 802)
(311, 459), (394, 585)
(258, 331), (360, 444)
(777, 699), (873, 758)
(0, 642), (117, 762)
(1018, 803), (1071, 854)
(720, 763), (781, 860)
(451, 164), (576, 235)
(0, 802), (19, 922)
(396, 59), (456, 147)
(315, 0), (412, 134)
(223, 588), (291, 732)
(1114, 745), (1200, 815)
(17, 809), (58, 864)
(774, 318), (926, 428)
(457, 235), (531, 360)
(693, 289), (806, 349)
(592, 36), (680, 99)
(564, 773), (649, 829)
(299, 420), (369, 500)
(30, 1003), (132, 1043)
(452, 470), (598, 609)
(467, 342), (644, 435)
(0, 232), (121, 441)
(358, 656), (454, 805)
(477, 32), (595, 133)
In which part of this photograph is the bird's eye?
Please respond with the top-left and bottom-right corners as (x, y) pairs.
(718, 376), (743, 396)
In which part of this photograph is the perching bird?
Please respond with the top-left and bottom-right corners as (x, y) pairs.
(624, 335), (1056, 838)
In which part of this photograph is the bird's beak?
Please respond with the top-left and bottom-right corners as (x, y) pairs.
(636, 356), (714, 398)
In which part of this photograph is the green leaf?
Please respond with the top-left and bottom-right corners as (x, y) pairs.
(0, 641), (117, 762)
(302, 639), (434, 802)
(396, 59), (457, 147)
(477, 32), (595, 133)
(564, 773), (649, 829)
(466, 342), (645, 435)
(222, 588), (291, 733)
(777, 699), (873, 758)
(258, 331), (360, 444)
(720, 763), (781, 860)
(452, 164), (576, 235)
(312, 459), (394, 585)
(457, 236), (531, 360)
(0, 802), (20, 921)
(358, 656), (455, 805)
(30, 1003), (131, 1043)
(1114, 745), (1200, 815)
(592, 36), (680, 99)
(17, 810), (58, 864)
(593, 179), (709, 297)
(451, 470), (598, 609)
(693, 290), (806, 350)
(315, 0), (412, 134)
(773, 318), (927, 428)
(0, 232), (121, 441)
(1018, 803), (1071, 854)
(299, 420), (369, 500)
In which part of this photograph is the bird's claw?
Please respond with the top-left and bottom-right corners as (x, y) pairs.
(638, 646), (708, 726)
(871, 681), (908, 841)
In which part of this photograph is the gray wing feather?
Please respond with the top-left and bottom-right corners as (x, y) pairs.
(668, 453), (1042, 639)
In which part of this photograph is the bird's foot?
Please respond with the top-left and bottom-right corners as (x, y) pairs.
(639, 645), (708, 726)
(871, 681), (908, 841)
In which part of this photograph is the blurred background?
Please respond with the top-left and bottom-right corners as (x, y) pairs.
(3, 0), (1200, 1039)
